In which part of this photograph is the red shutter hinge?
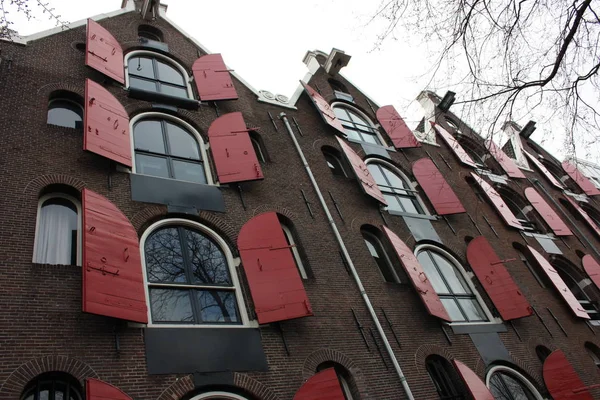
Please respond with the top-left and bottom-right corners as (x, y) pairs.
(86, 262), (119, 276)
(490, 258), (516, 265)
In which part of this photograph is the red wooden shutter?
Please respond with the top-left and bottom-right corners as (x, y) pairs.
(82, 188), (148, 324)
(466, 236), (533, 320)
(376, 105), (421, 149)
(470, 173), (524, 229)
(413, 158), (466, 215)
(84, 79), (132, 167)
(527, 246), (589, 319)
(382, 226), (451, 321)
(192, 54), (238, 101)
(85, 19), (124, 84)
(86, 379), (132, 400)
(432, 122), (477, 168)
(543, 350), (594, 400)
(293, 368), (345, 400)
(564, 196), (600, 238)
(524, 187), (572, 236)
(562, 161), (600, 196)
(336, 137), (387, 206)
(452, 360), (495, 400)
(301, 82), (346, 136)
(485, 139), (526, 178)
(583, 255), (600, 291)
(523, 151), (565, 189)
(237, 212), (312, 324)
(207, 112), (264, 184)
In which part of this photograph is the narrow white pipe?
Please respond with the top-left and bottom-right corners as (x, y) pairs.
(279, 113), (415, 400)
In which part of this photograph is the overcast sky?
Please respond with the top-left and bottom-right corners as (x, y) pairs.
(7, 0), (594, 162)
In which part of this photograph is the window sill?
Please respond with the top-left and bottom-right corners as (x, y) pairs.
(346, 138), (393, 151)
(127, 87), (199, 110)
(387, 210), (437, 220)
(130, 321), (260, 329)
(446, 321), (506, 334)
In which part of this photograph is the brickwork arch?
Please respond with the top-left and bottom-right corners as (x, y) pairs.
(250, 206), (298, 222)
(413, 344), (457, 374)
(156, 375), (195, 400)
(0, 355), (98, 398)
(37, 82), (85, 98)
(233, 373), (279, 400)
(23, 174), (86, 199)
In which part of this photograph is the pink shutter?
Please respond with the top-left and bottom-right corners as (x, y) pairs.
(82, 189), (148, 324)
(523, 151), (565, 189)
(452, 360), (495, 400)
(413, 158), (465, 215)
(432, 122), (477, 167)
(485, 139), (526, 178)
(528, 246), (589, 319)
(466, 236), (533, 320)
(562, 161), (600, 196)
(301, 82), (346, 136)
(293, 368), (345, 400)
(543, 350), (594, 400)
(336, 137), (387, 206)
(524, 187), (572, 236)
(207, 112), (264, 184)
(192, 54), (238, 101)
(382, 226), (451, 321)
(237, 212), (312, 324)
(84, 79), (132, 167)
(376, 105), (421, 149)
(583, 255), (600, 291)
(470, 173), (524, 229)
(86, 379), (132, 400)
(564, 197), (600, 238)
(85, 19), (124, 84)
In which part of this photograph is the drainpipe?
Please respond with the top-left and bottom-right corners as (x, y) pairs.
(279, 112), (415, 400)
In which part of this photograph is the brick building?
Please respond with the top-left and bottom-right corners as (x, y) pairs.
(1, 1), (600, 399)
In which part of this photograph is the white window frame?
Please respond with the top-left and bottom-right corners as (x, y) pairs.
(140, 218), (251, 328)
(129, 112), (214, 185)
(191, 393), (249, 400)
(281, 224), (308, 279)
(331, 102), (387, 146)
(362, 231), (401, 283)
(32, 193), (82, 266)
(124, 50), (194, 99)
(485, 365), (544, 400)
(250, 135), (265, 163)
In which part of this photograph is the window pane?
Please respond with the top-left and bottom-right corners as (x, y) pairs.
(334, 107), (349, 120)
(368, 164), (386, 186)
(417, 252), (449, 293)
(362, 133), (381, 145)
(501, 373), (537, 400)
(440, 298), (466, 321)
(47, 100), (83, 129)
(145, 227), (186, 283)
(196, 290), (240, 323)
(347, 109), (367, 125)
(134, 120), (165, 154)
(157, 61), (185, 85)
(457, 298), (487, 321)
(166, 123), (200, 159)
(381, 166), (407, 190)
(398, 196), (420, 214)
(35, 198), (78, 265)
(383, 194), (404, 213)
(172, 160), (207, 184)
(150, 288), (194, 322)
(343, 128), (362, 142)
(128, 57), (155, 79)
(129, 76), (158, 92)
(184, 229), (231, 285)
(136, 153), (170, 178)
(160, 83), (189, 98)
(489, 374), (510, 400)
(431, 252), (470, 294)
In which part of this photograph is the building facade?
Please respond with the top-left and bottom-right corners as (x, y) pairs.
(1, 1), (600, 399)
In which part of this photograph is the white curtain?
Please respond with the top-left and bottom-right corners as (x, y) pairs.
(35, 201), (77, 265)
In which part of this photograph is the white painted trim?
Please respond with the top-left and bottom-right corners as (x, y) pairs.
(331, 102), (387, 146)
(140, 218), (252, 328)
(485, 365), (545, 400)
(191, 392), (249, 400)
(281, 224), (308, 279)
(33, 193), (82, 266)
(129, 112), (214, 185)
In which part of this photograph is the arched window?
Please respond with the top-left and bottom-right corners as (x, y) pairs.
(141, 219), (248, 325)
(249, 132), (267, 163)
(361, 227), (399, 283)
(486, 366), (544, 400)
(281, 222), (308, 279)
(332, 104), (383, 145)
(21, 372), (83, 400)
(580, 203), (600, 228)
(138, 24), (163, 42)
(425, 355), (467, 399)
(535, 345), (552, 363)
(585, 342), (600, 369)
(322, 147), (348, 177)
(132, 114), (210, 184)
(497, 187), (542, 232)
(513, 244), (546, 288)
(33, 193), (81, 266)
(553, 259), (600, 322)
(47, 92), (83, 129)
(317, 362), (357, 400)
(126, 51), (190, 98)
(329, 79), (354, 102)
(416, 246), (489, 322)
(190, 393), (250, 400)
(367, 161), (424, 215)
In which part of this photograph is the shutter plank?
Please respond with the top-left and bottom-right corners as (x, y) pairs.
(524, 187), (572, 236)
(543, 350), (594, 400)
(382, 226), (451, 321)
(192, 54), (238, 101)
(562, 161), (600, 196)
(237, 212), (312, 324)
(293, 368), (345, 400)
(485, 139), (526, 178)
(470, 173), (524, 229)
(466, 236), (533, 320)
(87, 378), (132, 400)
(564, 196), (600, 238)
(413, 158), (465, 215)
(82, 189), (148, 324)
(376, 105), (421, 149)
(336, 137), (387, 206)
(85, 19), (124, 84)
(432, 122), (477, 167)
(301, 82), (346, 136)
(207, 112), (264, 184)
(528, 246), (589, 319)
(452, 360), (495, 400)
(583, 255), (600, 292)
(523, 151), (565, 189)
